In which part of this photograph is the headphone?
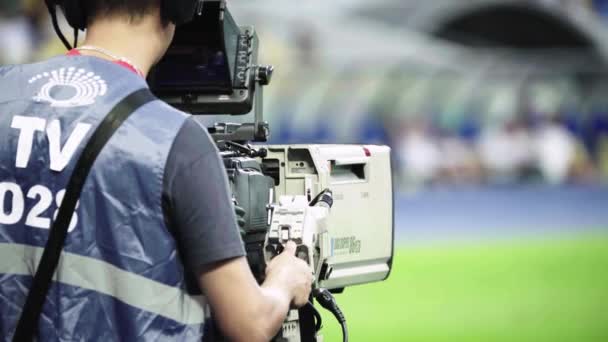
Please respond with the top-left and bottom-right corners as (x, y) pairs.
(45, 0), (204, 48)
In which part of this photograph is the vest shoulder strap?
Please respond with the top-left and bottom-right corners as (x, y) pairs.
(12, 88), (157, 342)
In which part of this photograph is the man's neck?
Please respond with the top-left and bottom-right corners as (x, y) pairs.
(78, 15), (168, 77)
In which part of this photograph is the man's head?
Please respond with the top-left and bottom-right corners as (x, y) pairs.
(46, 0), (203, 75)
(57, 0), (201, 28)
(82, 0), (176, 60)
(84, 0), (166, 26)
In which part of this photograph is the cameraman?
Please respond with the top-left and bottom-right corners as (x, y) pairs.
(0, 1), (312, 341)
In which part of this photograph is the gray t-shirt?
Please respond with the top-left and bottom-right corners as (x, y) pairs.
(163, 117), (245, 277)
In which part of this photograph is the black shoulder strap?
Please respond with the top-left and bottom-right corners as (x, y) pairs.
(13, 88), (157, 342)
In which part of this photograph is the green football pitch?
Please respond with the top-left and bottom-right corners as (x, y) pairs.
(319, 233), (608, 342)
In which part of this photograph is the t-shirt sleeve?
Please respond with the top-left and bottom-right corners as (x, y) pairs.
(163, 117), (246, 276)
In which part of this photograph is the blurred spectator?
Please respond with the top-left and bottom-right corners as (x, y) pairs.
(534, 116), (577, 184)
(477, 119), (536, 184)
(0, 1), (33, 64)
(397, 120), (442, 186)
(438, 133), (483, 184)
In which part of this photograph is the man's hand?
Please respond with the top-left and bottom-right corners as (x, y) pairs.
(264, 241), (313, 307)
(198, 241), (313, 341)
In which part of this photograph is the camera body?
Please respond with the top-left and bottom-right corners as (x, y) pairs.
(149, 1), (394, 341)
(261, 145), (394, 290)
(223, 143), (394, 286)
(219, 143), (393, 341)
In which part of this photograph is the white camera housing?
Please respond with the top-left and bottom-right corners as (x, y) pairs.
(263, 144), (394, 290)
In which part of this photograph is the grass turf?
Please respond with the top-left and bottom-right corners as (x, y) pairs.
(319, 233), (608, 341)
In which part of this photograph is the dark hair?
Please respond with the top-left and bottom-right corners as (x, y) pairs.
(84, 0), (163, 24)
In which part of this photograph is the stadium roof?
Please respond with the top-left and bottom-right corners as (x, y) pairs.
(230, 0), (608, 70)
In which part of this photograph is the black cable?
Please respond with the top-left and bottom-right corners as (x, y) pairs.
(314, 289), (348, 342)
(73, 28), (79, 48)
(309, 188), (332, 207)
(45, 1), (72, 50)
(307, 301), (323, 332)
(341, 323), (349, 342)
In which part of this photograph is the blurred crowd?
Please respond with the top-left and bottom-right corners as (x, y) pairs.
(391, 113), (604, 188)
(272, 89), (608, 188)
(268, 62), (608, 188)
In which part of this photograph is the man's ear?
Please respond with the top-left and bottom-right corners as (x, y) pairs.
(155, 23), (177, 65)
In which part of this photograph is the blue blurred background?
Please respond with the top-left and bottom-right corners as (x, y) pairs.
(2, 0), (608, 340)
(3, 1), (608, 192)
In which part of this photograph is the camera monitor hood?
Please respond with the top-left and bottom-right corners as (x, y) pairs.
(149, 0), (272, 116)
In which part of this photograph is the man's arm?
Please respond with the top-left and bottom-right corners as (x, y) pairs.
(163, 118), (312, 341)
(199, 242), (312, 342)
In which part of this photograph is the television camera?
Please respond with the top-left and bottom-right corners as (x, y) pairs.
(149, 1), (394, 341)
